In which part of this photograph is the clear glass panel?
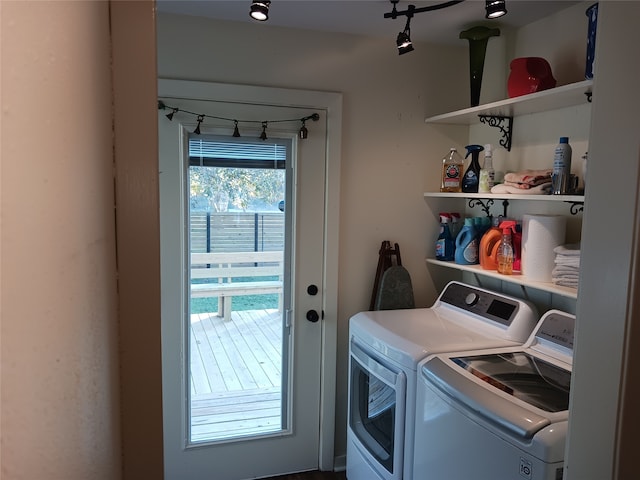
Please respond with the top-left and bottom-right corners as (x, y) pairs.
(349, 359), (396, 472)
(452, 352), (571, 412)
(188, 160), (286, 444)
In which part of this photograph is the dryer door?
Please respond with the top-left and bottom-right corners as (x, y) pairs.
(348, 341), (406, 478)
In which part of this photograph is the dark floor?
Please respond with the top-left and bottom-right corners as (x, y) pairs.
(267, 471), (347, 480)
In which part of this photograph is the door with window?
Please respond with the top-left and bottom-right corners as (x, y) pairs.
(158, 80), (339, 480)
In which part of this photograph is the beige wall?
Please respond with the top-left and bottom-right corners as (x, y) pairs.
(1, 2), (121, 479)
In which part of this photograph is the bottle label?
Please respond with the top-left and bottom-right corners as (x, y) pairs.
(435, 238), (445, 259)
(463, 239), (479, 263)
(443, 164), (461, 188)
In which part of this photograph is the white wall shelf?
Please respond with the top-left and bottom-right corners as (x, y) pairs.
(425, 80), (593, 125)
(424, 192), (584, 202)
(426, 258), (578, 299)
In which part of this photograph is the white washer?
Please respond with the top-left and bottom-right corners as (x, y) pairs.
(414, 309), (575, 480)
(347, 281), (539, 480)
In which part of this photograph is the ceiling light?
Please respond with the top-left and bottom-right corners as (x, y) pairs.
(396, 13), (414, 55)
(250, 1), (271, 21)
(396, 30), (414, 55)
(485, 0), (507, 19)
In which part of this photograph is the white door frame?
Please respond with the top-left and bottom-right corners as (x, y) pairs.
(158, 78), (342, 471)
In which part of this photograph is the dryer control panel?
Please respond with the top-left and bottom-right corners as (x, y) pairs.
(437, 282), (529, 328)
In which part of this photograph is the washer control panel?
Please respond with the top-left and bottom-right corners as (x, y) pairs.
(438, 282), (523, 327)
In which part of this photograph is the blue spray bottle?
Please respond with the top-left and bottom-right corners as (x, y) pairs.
(435, 213), (454, 261)
(462, 144), (484, 193)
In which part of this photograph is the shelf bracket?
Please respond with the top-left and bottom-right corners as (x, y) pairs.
(478, 114), (513, 151)
(468, 198), (510, 217)
(468, 198), (494, 217)
(566, 201), (584, 215)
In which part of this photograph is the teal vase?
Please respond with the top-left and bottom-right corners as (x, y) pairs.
(460, 26), (501, 107)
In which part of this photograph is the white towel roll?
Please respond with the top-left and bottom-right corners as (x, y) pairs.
(521, 214), (567, 282)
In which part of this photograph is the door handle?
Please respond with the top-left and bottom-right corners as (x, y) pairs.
(306, 310), (320, 323)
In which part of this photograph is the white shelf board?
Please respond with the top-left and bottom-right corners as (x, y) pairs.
(425, 80), (593, 125)
(426, 258), (578, 299)
(424, 192), (584, 203)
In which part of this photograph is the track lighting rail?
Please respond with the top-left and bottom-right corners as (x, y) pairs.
(384, 0), (465, 19)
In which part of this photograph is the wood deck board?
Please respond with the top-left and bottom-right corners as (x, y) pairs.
(189, 309), (284, 442)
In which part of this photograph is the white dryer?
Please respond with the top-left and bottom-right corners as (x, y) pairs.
(413, 309), (575, 480)
(347, 281), (539, 480)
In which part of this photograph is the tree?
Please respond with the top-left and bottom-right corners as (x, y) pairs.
(190, 166), (285, 212)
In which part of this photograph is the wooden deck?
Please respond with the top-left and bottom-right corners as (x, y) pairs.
(189, 309), (284, 443)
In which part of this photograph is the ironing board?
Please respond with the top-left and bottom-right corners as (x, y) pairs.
(370, 241), (415, 311)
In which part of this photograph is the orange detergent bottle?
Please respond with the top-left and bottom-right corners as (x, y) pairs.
(479, 217), (502, 270)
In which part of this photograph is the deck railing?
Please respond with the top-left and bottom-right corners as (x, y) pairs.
(190, 212), (284, 253)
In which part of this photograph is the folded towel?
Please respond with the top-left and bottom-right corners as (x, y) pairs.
(503, 169), (553, 186)
(555, 257), (580, 268)
(552, 278), (579, 288)
(552, 265), (579, 276)
(490, 182), (552, 195)
(554, 243), (581, 256)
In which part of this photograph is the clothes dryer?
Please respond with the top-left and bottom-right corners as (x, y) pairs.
(347, 281), (539, 480)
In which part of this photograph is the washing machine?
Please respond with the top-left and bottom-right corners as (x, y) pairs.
(413, 309), (575, 480)
(347, 281), (539, 480)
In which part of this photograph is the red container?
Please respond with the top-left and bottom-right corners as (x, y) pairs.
(507, 57), (556, 98)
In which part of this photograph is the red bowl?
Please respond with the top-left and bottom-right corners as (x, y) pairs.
(507, 57), (557, 98)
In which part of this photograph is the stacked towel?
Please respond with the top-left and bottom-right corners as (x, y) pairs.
(552, 243), (580, 288)
(490, 169), (553, 194)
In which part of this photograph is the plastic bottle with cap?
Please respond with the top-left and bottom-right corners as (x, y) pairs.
(478, 144), (495, 193)
(462, 144), (484, 193)
(440, 148), (464, 193)
(435, 213), (454, 261)
(454, 218), (479, 265)
(497, 220), (517, 275)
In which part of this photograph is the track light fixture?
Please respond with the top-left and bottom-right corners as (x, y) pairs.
(396, 8), (415, 55)
(385, 0), (506, 54)
(485, 0), (507, 18)
(250, 1), (271, 21)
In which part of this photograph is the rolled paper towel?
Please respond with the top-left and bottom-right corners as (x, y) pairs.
(521, 214), (567, 282)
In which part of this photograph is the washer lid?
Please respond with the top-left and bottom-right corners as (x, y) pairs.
(449, 351), (571, 413)
(423, 357), (555, 440)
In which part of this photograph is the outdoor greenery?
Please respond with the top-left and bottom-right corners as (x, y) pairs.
(190, 166), (284, 212)
(190, 294), (279, 315)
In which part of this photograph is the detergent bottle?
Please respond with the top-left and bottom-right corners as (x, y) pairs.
(479, 217), (502, 270)
(454, 218), (479, 265)
(497, 220), (517, 275)
(435, 213), (454, 261)
(462, 144), (484, 193)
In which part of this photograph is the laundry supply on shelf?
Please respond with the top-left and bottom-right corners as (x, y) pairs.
(435, 213), (455, 261)
(503, 169), (553, 189)
(489, 168), (553, 194)
(552, 243), (580, 288)
(490, 182), (552, 195)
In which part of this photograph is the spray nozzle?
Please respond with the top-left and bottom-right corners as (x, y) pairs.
(499, 220), (517, 234)
(439, 212), (452, 223)
(464, 144), (484, 159)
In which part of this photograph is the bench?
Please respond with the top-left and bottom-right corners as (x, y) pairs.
(190, 251), (284, 321)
